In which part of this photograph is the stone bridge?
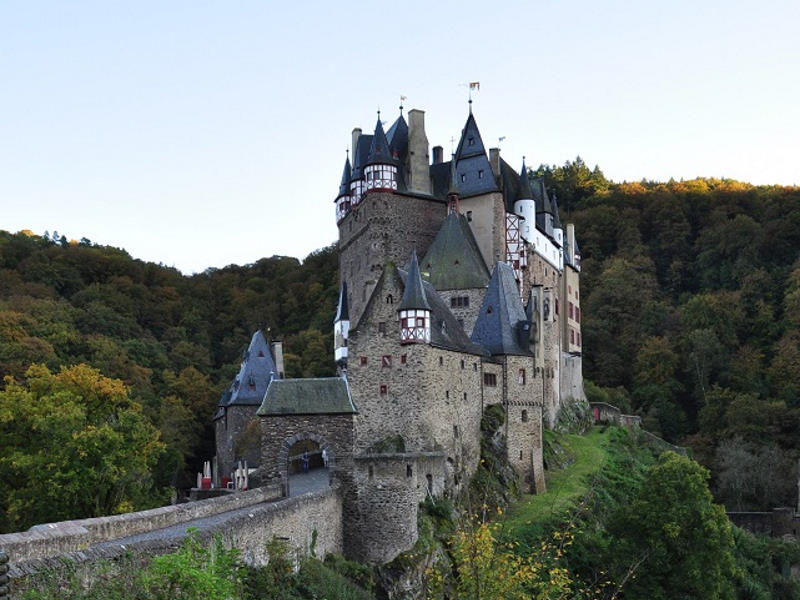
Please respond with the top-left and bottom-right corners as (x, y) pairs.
(0, 482), (343, 592)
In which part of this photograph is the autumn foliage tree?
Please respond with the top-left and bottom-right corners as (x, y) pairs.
(0, 364), (165, 532)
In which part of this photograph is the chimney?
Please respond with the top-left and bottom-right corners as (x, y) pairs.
(432, 145), (444, 164)
(489, 148), (501, 179)
(407, 109), (431, 195)
(271, 340), (285, 378)
(351, 128), (362, 160)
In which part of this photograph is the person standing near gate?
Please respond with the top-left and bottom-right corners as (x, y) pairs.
(322, 448), (328, 468)
(302, 450), (309, 473)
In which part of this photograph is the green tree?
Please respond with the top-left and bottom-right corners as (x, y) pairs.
(0, 364), (165, 532)
(608, 452), (735, 600)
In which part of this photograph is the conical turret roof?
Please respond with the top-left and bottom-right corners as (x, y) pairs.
(335, 281), (349, 322)
(517, 159), (533, 201)
(399, 249), (431, 311)
(338, 156), (351, 197)
(452, 110), (498, 197)
(366, 116), (393, 166)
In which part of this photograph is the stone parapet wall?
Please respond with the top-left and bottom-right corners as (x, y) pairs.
(0, 484), (281, 567)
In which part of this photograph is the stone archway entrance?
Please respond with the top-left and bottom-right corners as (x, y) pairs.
(280, 432), (335, 497)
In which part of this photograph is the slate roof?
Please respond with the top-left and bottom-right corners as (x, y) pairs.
(430, 160), (453, 198)
(334, 281), (349, 322)
(471, 262), (531, 356)
(421, 212), (490, 291)
(214, 330), (280, 418)
(453, 112), (498, 197)
(398, 249), (431, 311)
(366, 117), (393, 166)
(338, 156), (351, 197)
(257, 377), (357, 416)
(386, 114), (408, 164)
(396, 268), (488, 356)
(351, 134), (373, 180)
(551, 191), (562, 229)
(517, 160), (533, 202)
(499, 158), (520, 212)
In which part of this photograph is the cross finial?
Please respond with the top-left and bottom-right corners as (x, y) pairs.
(450, 136), (456, 155)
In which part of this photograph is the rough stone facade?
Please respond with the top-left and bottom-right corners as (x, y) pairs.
(259, 414), (356, 485)
(459, 192), (507, 269)
(436, 287), (486, 335)
(215, 405), (261, 483)
(338, 191), (446, 326)
(344, 453), (445, 564)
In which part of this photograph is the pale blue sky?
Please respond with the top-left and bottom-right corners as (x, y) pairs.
(1, 1), (798, 273)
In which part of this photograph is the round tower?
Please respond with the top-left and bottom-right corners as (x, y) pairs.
(364, 113), (398, 193)
(398, 250), (431, 344)
(514, 158), (536, 243)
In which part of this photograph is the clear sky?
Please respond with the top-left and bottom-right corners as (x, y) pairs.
(1, 0), (798, 274)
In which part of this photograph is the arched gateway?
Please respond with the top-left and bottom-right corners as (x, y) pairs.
(257, 377), (357, 494)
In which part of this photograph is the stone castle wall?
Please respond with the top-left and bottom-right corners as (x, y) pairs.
(560, 353), (585, 402)
(259, 414), (356, 484)
(215, 405), (261, 483)
(338, 191), (446, 326)
(459, 192), (506, 271)
(435, 287), (486, 336)
(342, 453), (445, 564)
(503, 354), (546, 493)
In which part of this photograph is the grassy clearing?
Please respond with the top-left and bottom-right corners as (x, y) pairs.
(504, 427), (612, 536)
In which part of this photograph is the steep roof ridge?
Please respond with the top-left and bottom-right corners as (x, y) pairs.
(366, 116), (392, 165)
(338, 155), (352, 197)
(398, 249), (431, 310)
(226, 330), (279, 406)
(421, 212), (490, 290)
(470, 263), (530, 356)
(335, 281), (349, 322)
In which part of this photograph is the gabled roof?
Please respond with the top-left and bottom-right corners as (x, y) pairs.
(471, 263), (531, 356)
(219, 330), (279, 410)
(335, 281), (349, 322)
(398, 249), (431, 311)
(421, 212), (490, 290)
(396, 268), (488, 356)
(453, 112), (498, 197)
(338, 156), (351, 197)
(386, 114), (408, 164)
(257, 377), (357, 416)
(366, 117), (393, 166)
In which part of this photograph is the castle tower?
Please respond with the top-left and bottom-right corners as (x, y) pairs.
(350, 128), (367, 205)
(335, 155), (352, 223)
(535, 178), (554, 238)
(334, 281), (350, 369)
(364, 114), (398, 193)
(514, 159), (536, 243)
(551, 192), (564, 248)
(398, 249), (431, 344)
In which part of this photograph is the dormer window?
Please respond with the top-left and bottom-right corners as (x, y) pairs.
(478, 170), (484, 179)
(468, 137), (475, 146)
(460, 173), (466, 183)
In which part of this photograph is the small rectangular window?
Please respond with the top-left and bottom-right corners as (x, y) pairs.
(467, 211), (473, 222)
(453, 425), (459, 438)
(378, 321), (386, 334)
(439, 356), (443, 366)
(478, 169), (484, 179)
(571, 330), (575, 344)
(460, 360), (465, 369)
(401, 354), (407, 364)
(380, 384), (387, 395)
(460, 173), (466, 183)
(360, 356), (367, 365)
(519, 369), (526, 385)
(483, 373), (497, 387)
(382, 355), (392, 368)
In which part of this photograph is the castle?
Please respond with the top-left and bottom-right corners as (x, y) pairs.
(213, 101), (585, 563)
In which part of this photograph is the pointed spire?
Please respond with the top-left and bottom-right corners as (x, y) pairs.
(399, 249), (431, 311)
(367, 113), (392, 165)
(338, 154), (352, 197)
(517, 158), (533, 201)
(335, 281), (349, 322)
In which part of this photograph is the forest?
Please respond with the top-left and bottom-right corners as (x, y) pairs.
(1, 162), (799, 532)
